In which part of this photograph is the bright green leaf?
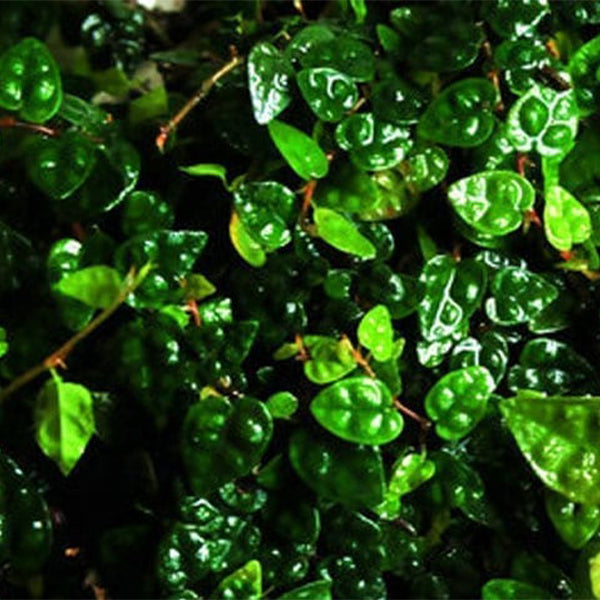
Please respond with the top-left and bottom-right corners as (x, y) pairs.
(213, 560), (262, 600)
(544, 185), (591, 251)
(266, 391), (299, 419)
(314, 207), (376, 258)
(357, 305), (394, 362)
(55, 265), (123, 309)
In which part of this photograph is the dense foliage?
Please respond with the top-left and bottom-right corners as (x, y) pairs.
(2, 1), (600, 598)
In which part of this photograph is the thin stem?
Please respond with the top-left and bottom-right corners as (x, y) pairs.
(0, 267), (147, 404)
(156, 51), (244, 151)
(0, 116), (61, 138)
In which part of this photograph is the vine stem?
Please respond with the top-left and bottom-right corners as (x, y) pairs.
(0, 265), (149, 404)
(156, 50), (244, 152)
(0, 116), (61, 138)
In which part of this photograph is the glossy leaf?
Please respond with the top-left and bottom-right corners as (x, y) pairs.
(55, 265), (123, 309)
(335, 113), (412, 171)
(481, 0), (549, 38)
(448, 170), (535, 236)
(544, 185), (591, 251)
(179, 163), (229, 188)
(0, 37), (62, 122)
(569, 34), (600, 116)
(230, 211), (266, 268)
(508, 337), (599, 396)
(418, 255), (487, 342)
(418, 78), (497, 147)
(233, 182), (296, 251)
(314, 207), (376, 258)
(495, 38), (551, 96)
(297, 68), (357, 122)
(357, 305), (394, 362)
(450, 331), (508, 385)
(310, 376), (403, 445)
(267, 120), (329, 180)
(299, 35), (374, 82)
(213, 560), (262, 600)
(266, 392), (298, 419)
(371, 77), (427, 125)
(402, 145), (448, 193)
(121, 190), (174, 237)
(289, 428), (385, 508)
(303, 335), (356, 384)
(377, 453), (436, 519)
(425, 366), (495, 440)
(486, 267), (558, 326)
(34, 377), (95, 476)
(26, 132), (96, 200)
(545, 489), (600, 549)
(182, 396), (273, 495)
(482, 579), (551, 600)
(248, 42), (293, 125)
(506, 86), (579, 157)
(0, 327), (7, 358)
(500, 391), (600, 504)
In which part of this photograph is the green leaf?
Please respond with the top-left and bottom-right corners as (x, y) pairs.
(450, 331), (508, 385)
(55, 265), (123, 309)
(182, 396), (273, 495)
(545, 489), (600, 549)
(183, 274), (216, 302)
(335, 113), (412, 171)
(349, 0), (367, 23)
(544, 185), (591, 251)
(303, 335), (357, 384)
(180, 163), (229, 189)
(500, 391), (600, 504)
(357, 304), (394, 362)
(508, 337), (599, 395)
(289, 428), (385, 508)
(26, 132), (97, 200)
(425, 366), (495, 440)
(495, 39), (552, 96)
(418, 255), (487, 342)
(230, 211), (266, 268)
(121, 190), (174, 237)
(233, 182), (296, 251)
(0, 37), (62, 122)
(34, 377), (96, 476)
(448, 171), (535, 236)
(297, 68), (358, 122)
(314, 207), (376, 258)
(266, 391), (299, 419)
(481, 0), (550, 38)
(128, 85), (168, 125)
(310, 376), (403, 445)
(486, 267), (558, 326)
(402, 145), (448, 193)
(569, 33), (600, 116)
(248, 42), (293, 125)
(58, 94), (109, 135)
(267, 120), (329, 180)
(506, 86), (579, 157)
(0, 327), (8, 359)
(482, 579), (551, 600)
(418, 78), (497, 147)
(377, 452), (436, 519)
(278, 580), (332, 600)
(371, 77), (427, 126)
(213, 560), (262, 600)
(299, 35), (374, 82)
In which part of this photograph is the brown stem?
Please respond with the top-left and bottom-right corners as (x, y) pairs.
(0, 266), (148, 404)
(0, 116), (61, 138)
(156, 51), (244, 151)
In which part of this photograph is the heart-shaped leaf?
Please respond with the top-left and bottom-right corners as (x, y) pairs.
(425, 366), (495, 440)
(182, 396), (273, 495)
(310, 376), (403, 445)
(297, 67), (358, 122)
(448, 171), (535, 236)
(500, 390), (600, 505)
(418, 78), (497, 147)
(506, 86), (579, 157)
(450, 331), (509, 385)
(34, 377), (96, 476)
(248, 42), (293, 125)
(289, 428), (385, 508)
(544, 185), (591, 251)
(336, 113), (412, 171)
(303, 335), (357, 384)
(0, 37), (62, 122)
(26, 132), (96, 200)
